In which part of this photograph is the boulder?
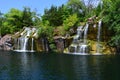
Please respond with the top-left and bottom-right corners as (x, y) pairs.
(0, 35), (13, 50)
(54, 36), (73, 52)
(54, 36), (65, 52)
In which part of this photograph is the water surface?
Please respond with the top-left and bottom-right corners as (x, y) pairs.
(0, 51), (120, 80)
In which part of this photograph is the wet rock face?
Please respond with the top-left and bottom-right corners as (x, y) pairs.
(0, 35), (13, 50)
(54, 36), (73, 52)
(54, 37), (65, 52)
(37, 38), (50, 52)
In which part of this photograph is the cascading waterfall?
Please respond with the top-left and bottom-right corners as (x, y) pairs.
(69, 24), (90, 55)
(97, 20), (102, 43)
(79, 44), (89, 53)
(31, 38), (34, 51)
(96, 20), (102, 54)
(77, 26), (83, 38)
(69, 26), (83, 53)
(84, 23), (89, 44)
(22, 37), (28, 50)
(78, 23), (89, 54)
(67, 18), (106, 55)
(73, 26), (83, 43)
(74, 45), (77, 53)
(14, 27), (37, 52)
(21, 28), (31, 51)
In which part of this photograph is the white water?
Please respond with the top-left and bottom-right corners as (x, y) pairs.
(21, 28), (31, 51)
(97, 20), (102, 42)
(96, 20), (102, 54)
(15, 27), (37, 52)
(74, 45), (77, 53)
(22, 37), (28, 51)
(69, 24), (90, 55)
(77, 26), (83, 37)
(67, 52), (89, 55)
(84, 23), (89, 44)
(73, 26), (83, 43)
(31, 38), (34, 51)
(80, 44), (87, 53)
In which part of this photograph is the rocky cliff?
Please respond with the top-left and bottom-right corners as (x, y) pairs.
(0, 35), (13, 50)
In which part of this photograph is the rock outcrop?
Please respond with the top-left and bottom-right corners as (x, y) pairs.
(0, 35), (13, 50)
(54, 36), (73, 52)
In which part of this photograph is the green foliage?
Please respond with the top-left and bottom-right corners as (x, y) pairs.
(0, 7), (41, 36)
(38, 21), (54, 42)
(55, 26), (66, 36)
(49, 43), (56, 50)
(1, 25), (10, 36)
(22, 7), (34, 27)
(42, 5), (70, 27)
(2, 8), (23, 35)
(67, 0), (86, 21)
(32, 13), (41, 27)
(102, 0), (120, 46)
(63, 14), (78, 31)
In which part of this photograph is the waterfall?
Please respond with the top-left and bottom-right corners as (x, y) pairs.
(96, 20), (102, 53)
(77, 26), (84, 41)
(77, 26), (83, 37)
(31, 38), (34, 51)
(22, 37), (28, 51)
(17, 38), (20, 50)
(78, 24), (89, 54)
(73, 26), (83, 43)
(97, 20), (102, 42)
(21, 28), (31, 51)
(74, 45), (77, 53)
(84, 23), (89, 44)
(69, 25), (89, 55)
(79, 44), (89, 54)
(14, 38), (19, 50)
(14, 27), (37, 52)
(67, 19), (104, 55)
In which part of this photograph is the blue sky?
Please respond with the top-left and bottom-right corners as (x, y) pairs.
(0, 0), (68, 15)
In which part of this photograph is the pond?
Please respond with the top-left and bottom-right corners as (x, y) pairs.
(0, 51), (120, 80)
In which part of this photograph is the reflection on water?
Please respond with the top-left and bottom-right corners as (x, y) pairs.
(0, 51), (120, 80)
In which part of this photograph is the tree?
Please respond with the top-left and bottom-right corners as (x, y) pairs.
(32, 12), (41, 27)
(22, 7), (33, 27)
(42, 5), (58, 26)
(63, 13), (79, 31)
(1, 8), (23, 35)
(67, 0), (86, 20)
(102, 0), (120, 51)
(42, 5), (70, 27)
(38, 20), (54, 42)
(1, 7), (40, 36)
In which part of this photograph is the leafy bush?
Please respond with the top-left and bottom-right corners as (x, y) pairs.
(102, 0), (120, 46)
(37, 21), (54, 42)
(63, 14), (78, 31)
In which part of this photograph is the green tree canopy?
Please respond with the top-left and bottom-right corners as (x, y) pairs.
(1, 8), (23, 35)
(42, 5), (70, 27)
(22, 7), (34, 27)
(67, 0), (86, 21)
(63, 13), (79, 31)
(102, 0), (120, 47)
(0, 7), (40, 36)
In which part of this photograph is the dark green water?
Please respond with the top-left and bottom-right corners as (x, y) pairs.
(0, 51), (120, 80)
